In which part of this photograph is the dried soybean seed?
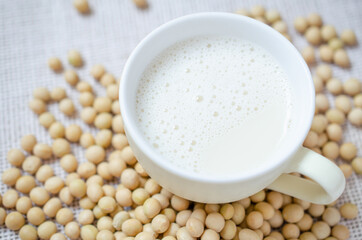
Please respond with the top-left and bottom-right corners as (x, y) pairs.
(100, 73), (117, 87)
(308, 204), (325, 217)
(297, 213), (313, 231)
(2, 189), (19, 208)
(341, 29), (357, 46)
(48, 57), (63, 72)
(5, 211), (25, 230)
(352, 157), (362, 174)
(77, 81), (93, 92)
(30, 187), (50, 206)
(7, 148), (25, 167)
(152, 214), (170, 234)
(38, 221), (57, 240)
(79, 92), (95, 107)
(77, 161), (97, 179)
(36, 165), (54, 182)
(16, 196), (32, 214)
(96, 129), (112, 148)
(334, 49), (350, 68)
(282, 223), (300, 239)
(340, 203), (358, 219)
(94, 97), (112, 113)
(103, 185), (116, 197)
(45, 176), (64, 194)
(64, 70), (79, 86)
(80, 133), (96, 148)
(86, 145), (106, 164)
(81, 225), (99, 240)
(91, 64), (105, 80)
(185, 217), (203, 237)
(43, 197), (62, 218)
(321, 25), (337, 41)
(65, 221), (81, 239)
(29, 98), (47, 115)
(315, 93), (329, 112)
(60, 98), (76, 116)
(33, 87), (51, 102)
(33, 143), (52, 159)
(238, 229), (259, 240)
(340, 142), (357, 161)
(246, 211), (263, 230)
(15, 175), (36, 194)
(65, 124), (82, 142)
(51, 87), (67, 101)
(0, 208), (6, 225)
(171, 195), (189, 211)
(69, 178), (87, 198)
(305, 27), (322, 46)
(56, 208), (74, 225)
(340, 163), (353, 178)
(316, 64), (332, 82)
(27, 207), (46, 225)
(95, 112), (113, 129)
(322, 207), (341, 226)
(81, 107), (97, 124)
(326, 124), (343, 142)
(250, 190), (266, 202)
(20, 134), (37, 152)
(112, 101), (121, 114)
(80, 197), (96, 210)
(250, 5), (265, 18)
(52, 138), (71, 157)
(303, 131), (319, 148)
(255, 202), (275, 220)
(326, 108), (345, 124)
(319, 45), (334, 63)
(326, 78), (343, 95)
(2, 167), (22, 186)
(313, 75), (324, 93)
(294, 17), (309, 33)
(122, 219), (143, 237)
(22, 156), (42, 175)
(78, 209), (95, 225)
(348, 108), (362, 126)
(301, 46), (315, 65)
(107, 84), (119, 100)
(19, 224), (38, 240)
(116, 188), (133, 207)
(343, 78), (361, 96)
(112, 115), (125, 134)
(329, 38), (344, 51)
(332, 224), (350, 240)
(272, 21), (288, 34)
(68, 50), (83, 67)
(49, 122), (65, 139)
(311, 221), (331, 239)
(73, 0), (90, 14)
(307, 13), (322, 27)
(60, 154), (78, 173)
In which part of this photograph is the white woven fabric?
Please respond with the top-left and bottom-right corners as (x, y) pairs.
(0, 0), (361, 238)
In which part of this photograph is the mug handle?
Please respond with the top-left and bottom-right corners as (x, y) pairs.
(267, 147), (345, 204)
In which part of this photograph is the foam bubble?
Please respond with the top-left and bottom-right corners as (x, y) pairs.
(136, 35), (294, 174)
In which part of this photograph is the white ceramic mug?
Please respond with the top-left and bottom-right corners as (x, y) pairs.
(120, 12), (345, 204)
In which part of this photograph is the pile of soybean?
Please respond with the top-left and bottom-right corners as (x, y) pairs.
(1, 5), (361, 240)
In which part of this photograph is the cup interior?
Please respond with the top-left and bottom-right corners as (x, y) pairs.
(120, 12), (315, 182)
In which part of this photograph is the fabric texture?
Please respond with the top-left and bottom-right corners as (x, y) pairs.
(0, 0), (361, 238)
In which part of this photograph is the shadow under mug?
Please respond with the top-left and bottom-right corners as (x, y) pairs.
(120, 12), (345, 204)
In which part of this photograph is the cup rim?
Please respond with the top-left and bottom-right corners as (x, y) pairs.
(120, 12), (315, 183)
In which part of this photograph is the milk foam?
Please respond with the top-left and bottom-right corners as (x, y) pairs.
(136, 35), (294, 176)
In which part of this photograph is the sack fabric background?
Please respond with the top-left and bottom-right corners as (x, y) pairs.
(0, 0), (361, 238)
